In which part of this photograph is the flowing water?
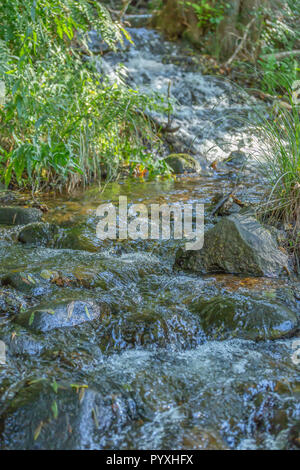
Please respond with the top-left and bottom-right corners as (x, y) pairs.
(0, 26), (299, 450)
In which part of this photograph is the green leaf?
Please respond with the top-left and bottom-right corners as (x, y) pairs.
(85, 306), (91, 320)
(52, 379), (58, 393)
(28, 312), (35, 326)
(34, 421), (44, 441)
(51, 400), (58, 419)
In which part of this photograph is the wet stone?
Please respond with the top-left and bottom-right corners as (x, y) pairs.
(165, 154), (200, 174)
(1, 272), (41, 295)
(56, 226), (101, 252)
(0, 380), (136, 450)
(18, 222), (59, 246)
(176, 214), (289, 277)
(15, 300), (108, 332)
(0, 288), (28, 317)
(0, 206), (42, 226)
(190, 295), (298, 341)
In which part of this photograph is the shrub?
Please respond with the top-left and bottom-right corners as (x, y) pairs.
(0, 0), (169, 191)
(254, 84), (300, 233)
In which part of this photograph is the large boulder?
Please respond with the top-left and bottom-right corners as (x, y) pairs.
(0, 206), (42, 225)
(190, 295), (298, 341)
(175, 213), (288, 277)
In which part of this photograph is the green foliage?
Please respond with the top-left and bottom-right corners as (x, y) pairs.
(148, 0), (163, 10)
(0, 0), (169, 191)
(255, 83), (300, 230)
(259, 56), (300, 95)
(183, 0), (229, 29)
(259, 0), (300, 94)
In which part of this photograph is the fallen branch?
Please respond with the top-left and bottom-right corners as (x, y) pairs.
(247, 89), (293, 110)
(224, 18), (255, 68)
(118, 0), (133, 22)
(260, 50), (300, 61)
(211, 186), (242, 216)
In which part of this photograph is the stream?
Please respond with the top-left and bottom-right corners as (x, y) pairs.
(0, 25), (299, 450)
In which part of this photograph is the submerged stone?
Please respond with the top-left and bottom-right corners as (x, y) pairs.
(15, 300), (106, 332)
(0, 380), (134, 450)
(0, 288), (28, 316)
(190, 295), (298, 341)
(175, 213), (289, 277)
(18, 222), (59, 246)
(1, 272), (41, 295)
(57, 226), (101, 252)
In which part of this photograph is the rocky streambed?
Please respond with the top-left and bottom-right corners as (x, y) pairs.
(0, 25), (299, 450)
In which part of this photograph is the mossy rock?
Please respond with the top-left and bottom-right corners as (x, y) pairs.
(18, 222), (59, 246)
(190, 295), (298, 341)
(165, 153), (200, 174)
(56, 226), (101, 252)
(0, 206), (42, 225)
(0, 380), (127, 450)
(176, 213), (289, 277)
(1, 272), (41, 295)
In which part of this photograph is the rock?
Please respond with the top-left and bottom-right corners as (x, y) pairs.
(18, 222), (101, 252)
(181, 427), (228, 450)
(0, 288), (28, 316)
(0, 190), (21, 205)
(225, 150), (247, 167)
(0, 206), (42, 225)
(190, 295), (298, 341)
(0, 380), (134, 450)
(165, 154), (200, 174)
(211, 192), (241, 216)
(15, 300), (106, 332)
(57, 226), (101, 252)
(18, 222), (59, 246)
(175, 213), (289, 277)
(1, 272), (41, 295)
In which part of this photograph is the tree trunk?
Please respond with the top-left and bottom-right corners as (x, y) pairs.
(216, 0), (270, 60)
(216, 0), (242, 59)
(154, 0), (272, 60)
